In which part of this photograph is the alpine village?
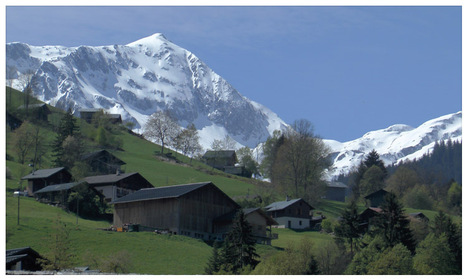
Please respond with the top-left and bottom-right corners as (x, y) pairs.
(5, 86), (462, 275)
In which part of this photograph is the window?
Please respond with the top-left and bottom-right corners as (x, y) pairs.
(299, 221), (302, 226)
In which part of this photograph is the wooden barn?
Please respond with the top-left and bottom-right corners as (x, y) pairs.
(111, 182), (240, 240)
(325, 181), (350, 202)
(22, 167), (72, 196)
(84, 172), (153, 203)
(265, 197), (315, 229)
(81, 149), (126, 175)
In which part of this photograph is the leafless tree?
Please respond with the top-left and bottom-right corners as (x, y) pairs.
(143, 110), (181, 155)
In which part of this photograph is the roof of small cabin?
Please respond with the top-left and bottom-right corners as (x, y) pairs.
(111, 182), (237, 206)
(409, 212), (429, 220)
(17, 103), (50, 111)
(364, 189), (389, 199)
(6, 247), (42, 265)
(81, 150), (126, 165)
(203, 150), (237, 158)
(22, 167), (68, 180)
(265, 198), (314, 211)
(326, 181), (349, 188)
(84, 172), (139, 185)
(34, 181), (87, 194)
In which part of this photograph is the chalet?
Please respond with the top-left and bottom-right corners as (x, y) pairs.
(22, 167), (72, 196)
(34, 181), (103, 206)
(213, 207), (278, 245)
(364, 189), (389, 207)
(84, 172), (153, 203)
(7, 112), (22, 130)
(79, 109), (122, 124)
(17, 103), (51, 122)
(202, 150), (237, 170)
(81, 150), (126, 175)
(265, 197), (314, 229)
(111, 182), (240, 240)
(358, 207), (382, 232)
(325, 181), (350, 202)
(6, 247), (44, 271)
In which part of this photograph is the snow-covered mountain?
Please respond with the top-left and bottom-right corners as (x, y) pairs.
(323, 111), (462, 178)
(6, 33), (288, 149)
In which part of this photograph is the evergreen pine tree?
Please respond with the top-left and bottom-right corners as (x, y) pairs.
(52, 109), (78, 167)
(334, 200), (362, 254)
(373, 192), (415, 253)
(432, 211), (462, 273)
(204, 241), (222, 274)
(220, 210), (259, 274)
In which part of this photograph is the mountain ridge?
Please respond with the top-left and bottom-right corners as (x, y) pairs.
(6, 33), (288, 149)
(323, 111), (462, 178)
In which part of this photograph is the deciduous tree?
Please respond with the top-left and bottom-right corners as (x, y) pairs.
(143, 110), (180, 155)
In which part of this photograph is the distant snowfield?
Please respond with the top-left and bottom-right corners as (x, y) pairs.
(323, 111), (462, 178)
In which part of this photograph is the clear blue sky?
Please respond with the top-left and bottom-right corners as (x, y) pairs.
(5, 5), (462, 142)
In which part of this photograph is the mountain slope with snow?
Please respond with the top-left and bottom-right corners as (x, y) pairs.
(324, 111), (462, 178)
(6, 33), (288, 149)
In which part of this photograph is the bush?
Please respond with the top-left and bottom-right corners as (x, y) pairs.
(320, 219), (333, 233)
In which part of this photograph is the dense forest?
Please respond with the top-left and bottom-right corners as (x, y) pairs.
(338, 140), (462, 216)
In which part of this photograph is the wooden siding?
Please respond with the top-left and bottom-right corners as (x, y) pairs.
(178, 184), (239, 234)
(113, 198), (179, 232)
(113, 183), (239, 238)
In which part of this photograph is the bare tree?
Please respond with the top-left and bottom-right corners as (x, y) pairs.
(143, 110), (181, 155)
(174, 123), (202, 162)
(271, 119), (331, 204)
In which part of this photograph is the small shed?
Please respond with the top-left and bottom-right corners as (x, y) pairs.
(17, 103), (51, 122)
(81, 150), (126, 175)
(265, 197), (314, 229)
(6, 247), (44, 271)
(84, 172), (154, 203)
(22, 167), (72, 196)
(325, 181), (350, 202)
(364, 189), (389, 207)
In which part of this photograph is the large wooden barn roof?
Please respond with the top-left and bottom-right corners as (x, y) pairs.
(111, 182), (218, 204)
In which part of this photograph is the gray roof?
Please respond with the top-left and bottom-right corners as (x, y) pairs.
(112, 182), (215, 204)
(84, 172), (138, 185)
(17, 103), (48, 110)
(265, 198), (314, 211)
(81, 150), (126, 165)
(203, 150), (236, 158)
(326, 181), (348, 188)
(34, 182), (86, 194)
(22, 167), (67, 180)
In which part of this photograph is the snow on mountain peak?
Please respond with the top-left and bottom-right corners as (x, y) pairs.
(6, 33), (288, 150)
(324, 111), (462, 178)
